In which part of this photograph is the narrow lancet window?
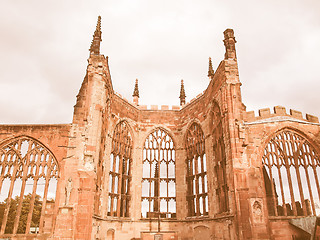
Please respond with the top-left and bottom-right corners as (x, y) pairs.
(186, 123), (208, 216)
(263, 130), (320, 217)
(141, 129), (176, 219)
(108, 121), (132, 217)
(0, 136), (58, 235)
(212, 115), (228, 213)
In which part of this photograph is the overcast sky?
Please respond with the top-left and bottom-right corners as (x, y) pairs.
(0, 0), (320, 124)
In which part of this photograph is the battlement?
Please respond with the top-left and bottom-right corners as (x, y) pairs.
(138, 105), (181, 111)
(244, 106), (319, 124)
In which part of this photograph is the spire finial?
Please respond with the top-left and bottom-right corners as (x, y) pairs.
(179, 80), (186, 106)
(133, 79), (139, 98)
(133, 79), (139, 105)
(89, 16), (102, 55)
(223, 29), (237, 60)
(208, 57), (214, 77)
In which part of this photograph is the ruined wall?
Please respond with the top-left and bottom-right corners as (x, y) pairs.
(0, 124), (70, 239)
(240, 106), (320, 239)
(1, 20), (320, 240)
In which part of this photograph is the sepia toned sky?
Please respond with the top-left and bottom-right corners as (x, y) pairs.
(0, 0), (320, 124)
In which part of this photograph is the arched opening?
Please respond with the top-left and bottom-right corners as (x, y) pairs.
(211, 104), (228, 213)
(262, 130), (320, 216)
(141, 128), (176, 219)
(106, 228), (115, 240)
(108, 121), (132, 217)
(0, 136), (58, 235)
(186, 122), (208, 216)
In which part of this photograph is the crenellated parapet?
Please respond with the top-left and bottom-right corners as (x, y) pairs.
(243, 105), (319, 124)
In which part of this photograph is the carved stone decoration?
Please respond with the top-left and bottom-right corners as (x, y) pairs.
(65, 177), (73, 206)
(250, 198), (263, 224)
(84, 154), (94, 171)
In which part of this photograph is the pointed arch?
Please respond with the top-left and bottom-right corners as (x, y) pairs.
(262, 129), (320, 217)
(0, 135), (59, 235)
(106, 228), (115, 240)
(141, 128), (176, 219)
(108, 120), (133, 217)
(210, 102), (228, 213)
(185, 122), (208, 216)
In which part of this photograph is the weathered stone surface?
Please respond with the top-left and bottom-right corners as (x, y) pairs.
(0, 18), (319, 240)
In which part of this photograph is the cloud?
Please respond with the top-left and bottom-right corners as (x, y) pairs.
(0, 0), (320, 123)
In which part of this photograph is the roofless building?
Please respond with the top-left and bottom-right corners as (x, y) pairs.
(0, 16), (320, 240)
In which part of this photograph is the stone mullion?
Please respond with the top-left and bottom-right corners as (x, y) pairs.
(25, 157), (41, 234)
(266, 159), (278, 216)
(292, 152), (307, 215)
(0, 162), (19, 234)
(201, 154), (207, 213)
(220, 137), (228, 211)
(110, 153), (117, 216)
(166, 149), (169, 212)
(116, 154), (123, 217)
(194, 155), (200, 216)
(38, 175), (50, 233)
(0, 177), (4, 195)
(284, 159), (298, 215)
(303, 165), (316, 215)
(12, 176), (27, 234)
(0, 152), (10, 192)
(312, 166), (320, 207)
(187, 157), (194, 216)
(190, 157), (195, 215)
(277, 162), (288, 216)
(201, 155), (205, 195)
(146, 145), (151, 214)
(13, 141), (34, 234)
(121, 157), (128, 217)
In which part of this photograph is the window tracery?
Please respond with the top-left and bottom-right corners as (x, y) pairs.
(212, 109), (228, 213)
(0, 136), (58, 235)
(186, 123), (208, 216)
(107, 121), (132, 217)
(263, 130), (320, 216)
(141, 129), (176, 219)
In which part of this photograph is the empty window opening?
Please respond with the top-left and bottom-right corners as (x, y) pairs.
(108, 121), (132, 217)
(186, 123), (208, 216)
(141, 129), (176, 219)
(263, 131), (320, 217)
(0, 137), (58, 235)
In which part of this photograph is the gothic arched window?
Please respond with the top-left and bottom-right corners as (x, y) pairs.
(141, 129), (176, 219)
(263, 130), (320, 217)
(212, 106), (228, 213)
(108, 121), (132, 217)
(0, 136), (58, 235)
(186, 123), (208, 216)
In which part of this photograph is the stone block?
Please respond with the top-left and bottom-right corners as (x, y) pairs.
(274, 106), (286, 115)
(306, 114), (319, 123)
(258, 108), (271, 118)
(161, 105), (169, 110)
(139, 105), (147, 110)
(290, 109), (303, 119)
(151, 105), (158, 110)
(244, 111), (255, 122)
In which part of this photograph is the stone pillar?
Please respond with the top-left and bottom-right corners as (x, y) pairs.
(74, 170), (96, 240)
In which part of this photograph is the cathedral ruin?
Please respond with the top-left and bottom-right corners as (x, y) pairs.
(0, 16), (320, 239)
